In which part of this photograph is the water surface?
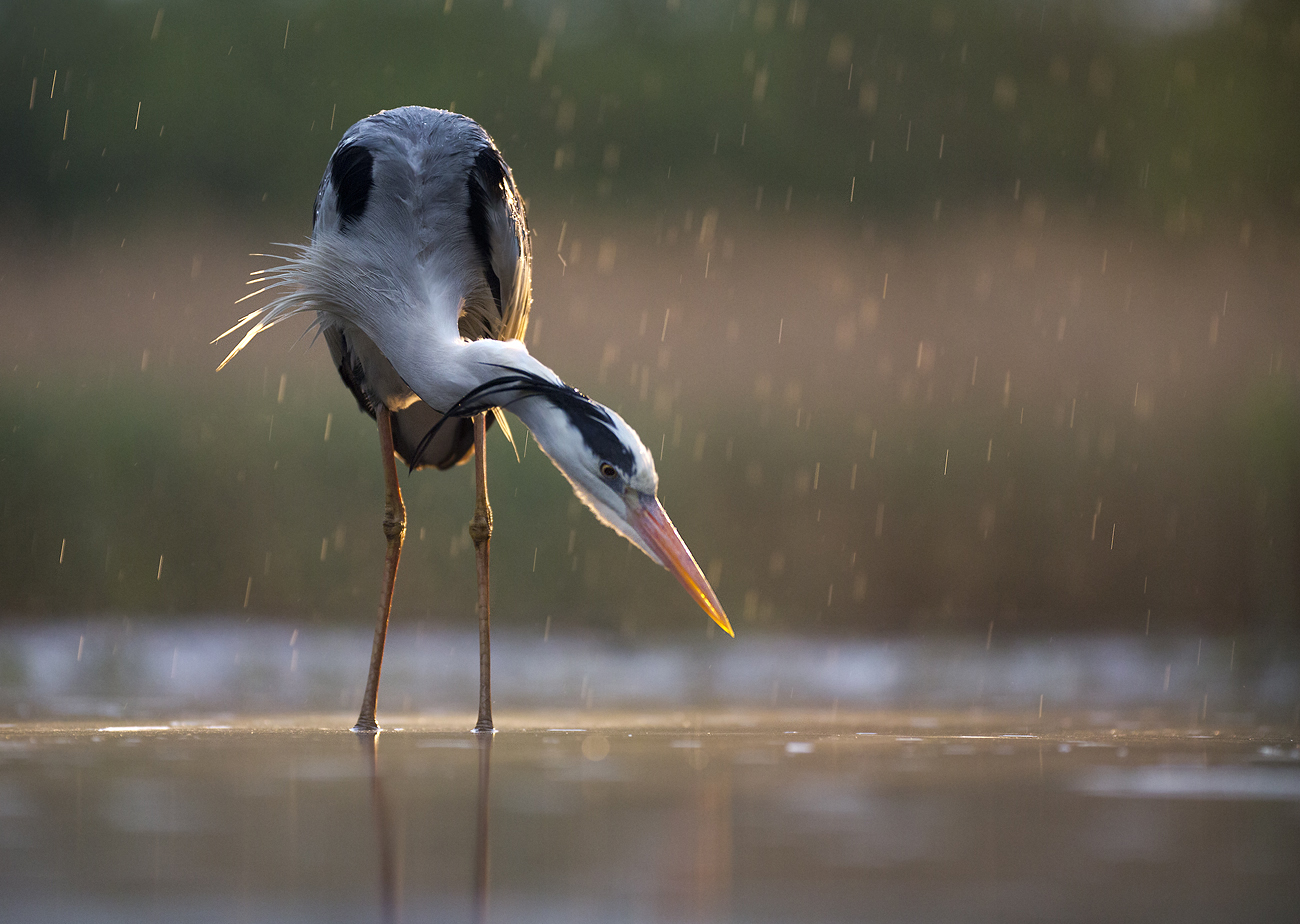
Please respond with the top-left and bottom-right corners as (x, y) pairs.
(4, 714), (1298, 923)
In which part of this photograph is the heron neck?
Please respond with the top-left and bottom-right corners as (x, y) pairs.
(453, 339), (580, 464)
(458, 337), (563, 399)
(397, 335), (579, 462)
(396, 335), (558, 412)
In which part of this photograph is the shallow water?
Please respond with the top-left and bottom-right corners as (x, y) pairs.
(6, 621), (1299, 724)
(3, 715), (1298, 923)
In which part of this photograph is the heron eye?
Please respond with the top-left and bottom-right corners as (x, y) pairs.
(599, 462), (619, 480)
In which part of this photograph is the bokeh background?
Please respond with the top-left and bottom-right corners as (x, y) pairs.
(2, 0), (1298, 648)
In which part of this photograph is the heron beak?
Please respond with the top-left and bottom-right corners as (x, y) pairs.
(626, 494), (734, 637)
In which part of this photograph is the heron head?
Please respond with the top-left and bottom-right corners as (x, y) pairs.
(515, 388), (733, 637)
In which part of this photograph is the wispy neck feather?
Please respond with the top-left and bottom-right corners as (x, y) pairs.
(431, 340), (604, 440)
(424, 339), (638, 481)
(402, 338), (586, 461)
(436, 338), (563, 409)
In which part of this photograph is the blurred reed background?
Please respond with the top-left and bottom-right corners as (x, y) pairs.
(1, 0), (1297, 645)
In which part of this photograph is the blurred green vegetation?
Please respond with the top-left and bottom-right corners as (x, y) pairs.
(2, 0), (1297, 231)
(2, 351), (1295, 635)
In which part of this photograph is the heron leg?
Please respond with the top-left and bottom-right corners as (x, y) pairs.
(470, 412), (494, 732)
(354, 406), (406, 733)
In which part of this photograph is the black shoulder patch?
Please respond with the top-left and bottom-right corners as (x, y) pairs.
(466, 146), (507, 313)
(329, 143), (374, 231)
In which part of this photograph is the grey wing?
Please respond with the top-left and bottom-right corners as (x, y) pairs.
(323, 325), (378, 419)
(395, 141), (529, 470)
(462, 144), (532, 343)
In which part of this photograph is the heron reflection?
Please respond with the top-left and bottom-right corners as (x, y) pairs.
(357, 731), (493, 923)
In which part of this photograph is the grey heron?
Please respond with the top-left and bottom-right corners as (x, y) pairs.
(217, 106), (732, 732)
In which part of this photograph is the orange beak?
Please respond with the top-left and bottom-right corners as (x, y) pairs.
(626, 494), (734, 637)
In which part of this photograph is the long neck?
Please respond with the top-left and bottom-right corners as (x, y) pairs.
(398, 335), (562, 414)
(391, 334), (584, 471)
(436, 339), (590, 472)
